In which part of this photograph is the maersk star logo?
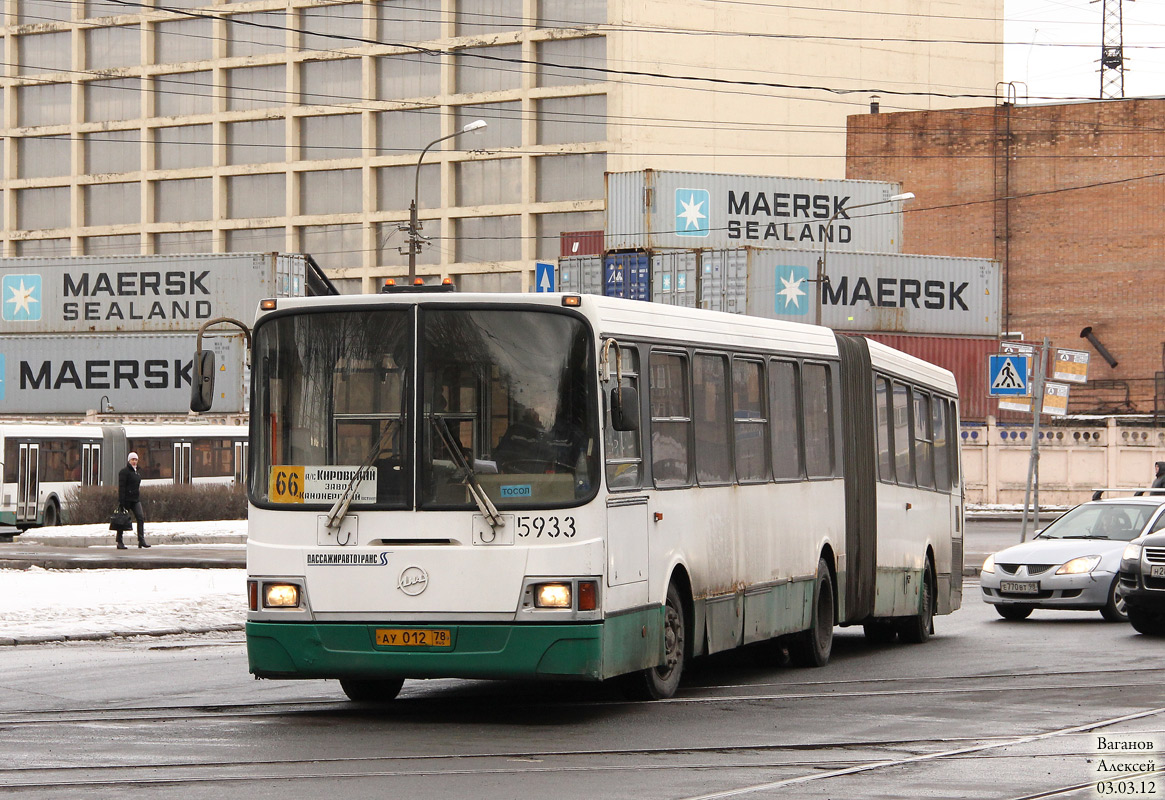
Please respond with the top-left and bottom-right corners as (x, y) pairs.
(675, 188), (710, 237)
(2, 274), (42, 322)
(774, 266), (810, 316)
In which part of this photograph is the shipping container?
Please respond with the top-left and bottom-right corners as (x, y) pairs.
(558, 255), (604, 295)
(606, 169), (906, 253)
(859, 334), (1001, 421)
(651, 251), (698, 307)
(604, 251), (650, 301)
(700, 248), (748, 314)
(0, 333), (247, 414)
(744, 248), (1000, 337)
(0, 252), (306, 334)
(559, 230), (604, 258)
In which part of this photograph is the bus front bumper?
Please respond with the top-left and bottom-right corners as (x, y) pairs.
(246, 613), (662, 683)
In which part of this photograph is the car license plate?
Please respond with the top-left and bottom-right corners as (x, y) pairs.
(1151, 566), (1165, 578)
(999, 581), (1039, 595)
(375, 628), (452, 647)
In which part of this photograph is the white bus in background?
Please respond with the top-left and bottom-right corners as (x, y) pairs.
(0, 423), (248, 529)
(206, 291), (962, 702)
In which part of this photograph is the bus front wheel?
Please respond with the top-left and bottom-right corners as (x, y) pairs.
(340, 678), (405, 703)
(622, 582), (686, 700)
(42, 500), (60, 528)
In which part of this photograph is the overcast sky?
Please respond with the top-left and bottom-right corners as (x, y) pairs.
(1005, 0), (1164, 101)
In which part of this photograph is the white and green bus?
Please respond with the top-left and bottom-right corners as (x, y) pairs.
(202, 290), (962, 701)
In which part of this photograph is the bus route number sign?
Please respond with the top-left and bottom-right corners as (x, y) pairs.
(270, 466), (305, 503)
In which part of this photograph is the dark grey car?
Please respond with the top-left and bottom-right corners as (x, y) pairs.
(1119, 530), (1165, 635)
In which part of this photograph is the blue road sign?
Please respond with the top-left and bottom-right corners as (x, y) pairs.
(535, 261), (555, 292)
(988, 354), (1029, 396)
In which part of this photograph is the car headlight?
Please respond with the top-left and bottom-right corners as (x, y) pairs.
(1123, 543), (1143, 562)
(1056, 555), (1102, 575)
(981, 553), (995, 574)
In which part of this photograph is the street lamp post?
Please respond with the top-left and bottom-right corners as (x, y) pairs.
(814, 191), (914, 326)
(405, 119), (487, 283)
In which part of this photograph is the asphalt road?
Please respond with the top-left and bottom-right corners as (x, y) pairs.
(2, 584), (1162, 799)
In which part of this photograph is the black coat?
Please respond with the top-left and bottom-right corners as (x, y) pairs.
(118, 464), (142, 505)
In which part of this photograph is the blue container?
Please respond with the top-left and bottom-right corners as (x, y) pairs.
(604, 251), (650, 301)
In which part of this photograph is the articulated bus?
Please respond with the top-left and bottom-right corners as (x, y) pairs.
(0, 423), (248, 529)
(211, 291), (962, 701)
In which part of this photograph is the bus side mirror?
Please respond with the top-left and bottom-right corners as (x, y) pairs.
(191, 349), (216, 412)
(611, 386), (640, 432)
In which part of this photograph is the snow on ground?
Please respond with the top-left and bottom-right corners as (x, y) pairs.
(0, 567), (245, 643)
(2, 520), (248, 644)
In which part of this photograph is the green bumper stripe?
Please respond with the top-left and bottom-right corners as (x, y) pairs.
(247, 610), (663, 683)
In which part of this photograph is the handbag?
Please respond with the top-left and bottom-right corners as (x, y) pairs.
(110, 505), (132, 531)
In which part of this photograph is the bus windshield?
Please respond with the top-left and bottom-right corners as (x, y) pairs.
(252, 306), (598, 510)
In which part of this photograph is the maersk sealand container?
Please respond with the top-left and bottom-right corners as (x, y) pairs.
(0, 252), (306, 335)
(605, 169), (907, 254)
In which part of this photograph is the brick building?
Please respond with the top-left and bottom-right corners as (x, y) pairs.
(846, 99), (1165, 415)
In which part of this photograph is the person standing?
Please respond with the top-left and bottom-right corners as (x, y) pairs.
(1136, 462), (1165, 497)
(117, 452), (151, 549)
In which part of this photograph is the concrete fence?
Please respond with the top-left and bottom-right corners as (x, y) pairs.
(961, 417), (1165, 506)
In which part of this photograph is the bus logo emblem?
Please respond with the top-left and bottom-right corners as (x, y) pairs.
(398, 566), (429, 596)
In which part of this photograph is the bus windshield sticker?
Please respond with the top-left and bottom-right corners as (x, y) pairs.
(499, 484), (533, 498)
(270, 466), (377, 504)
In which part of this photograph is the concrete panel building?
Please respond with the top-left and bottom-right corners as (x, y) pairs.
(2, 0), (1002, 293)
(846, 98), (1165, 415)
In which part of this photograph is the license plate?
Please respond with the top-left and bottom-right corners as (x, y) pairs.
(375, 628), (452, 647)
(1151, 566), (1165, 578)
(999, 581), (1039, 595)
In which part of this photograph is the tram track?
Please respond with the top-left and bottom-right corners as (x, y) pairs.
(2, 664), (1162, 727)
(3, 717), (1162, 793)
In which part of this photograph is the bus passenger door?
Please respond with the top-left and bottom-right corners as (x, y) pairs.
(173, 442), (192, 484)
(234, 441), (248, 485)
(17, 443), (39, 524)
(82, 443), (101, 486)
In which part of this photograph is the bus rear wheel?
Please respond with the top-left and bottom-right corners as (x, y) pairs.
(898, 562), (935, 644)
(789, 558), (834, 668)
(622, 582), (686, 700)
(42, 500), (60, 527)
(340, 678), (404, 703)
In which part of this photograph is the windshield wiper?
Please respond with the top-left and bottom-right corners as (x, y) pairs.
(432, 416), (503, 530)
(324, 422), (395, 531)
(1061, 534), (1106, 539)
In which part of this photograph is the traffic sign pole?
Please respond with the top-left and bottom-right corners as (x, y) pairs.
(1020, 338), (1050, 541)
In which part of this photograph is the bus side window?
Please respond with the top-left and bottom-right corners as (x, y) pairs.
(605, 347), (642, 490)
(803, 363), (834, 478)
(649, 351), (691, 487)
(933, 397), (950, 492)
(892, 382), (913, 486)
(770, 359), (802, 481)
(914, 391), (935, 489)
(875, 377), (894, 483)
(732, 358), (769, 483)
(694, 353), (731, 485)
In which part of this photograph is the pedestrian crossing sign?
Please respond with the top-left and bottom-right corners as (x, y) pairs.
(988, 354), (1030, 396)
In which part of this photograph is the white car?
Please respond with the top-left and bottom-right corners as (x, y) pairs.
(980, 497), (1165, 622)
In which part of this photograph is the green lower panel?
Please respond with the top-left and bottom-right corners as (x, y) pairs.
(248, 609), (663, 683)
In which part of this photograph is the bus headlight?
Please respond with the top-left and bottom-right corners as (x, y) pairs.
(264, 583), (300, 608)
(534, 583), (571, 608)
